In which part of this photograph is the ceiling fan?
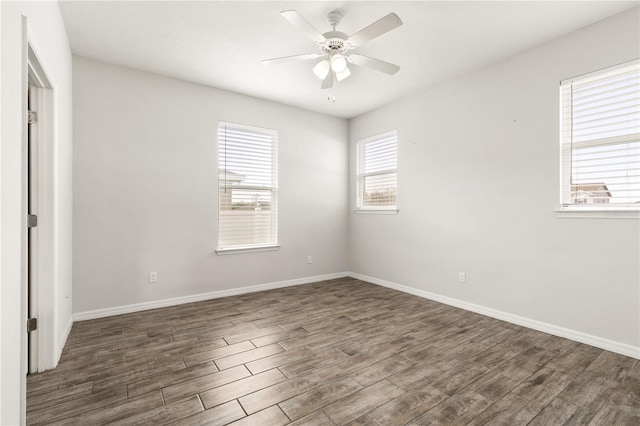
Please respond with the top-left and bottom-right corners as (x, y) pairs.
(262, 10), (403, 89)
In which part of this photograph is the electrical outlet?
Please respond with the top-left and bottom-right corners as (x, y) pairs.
(458, 272), (466, 283)
(149, 272), (158, 283)
(307, 256), (312, 264)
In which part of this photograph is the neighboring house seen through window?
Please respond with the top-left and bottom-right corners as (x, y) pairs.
(356, 130), (398, 211)
(560, 60), (640, 210)
(217, 122), (278, 252)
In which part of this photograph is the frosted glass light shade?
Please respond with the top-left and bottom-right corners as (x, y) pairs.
(313, 60), (330, 79)
(330, 54), (347, 73)
(336, 66), (351, 81)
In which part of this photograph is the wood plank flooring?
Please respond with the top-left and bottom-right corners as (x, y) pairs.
(26, 278), (639, 425)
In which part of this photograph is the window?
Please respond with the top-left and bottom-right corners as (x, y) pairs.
(560, 60), (640, 210)
(356, 130), (398, 211)
(217, 122), (278, 252)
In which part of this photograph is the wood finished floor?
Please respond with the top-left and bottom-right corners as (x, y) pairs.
(27, 278), (639, 425)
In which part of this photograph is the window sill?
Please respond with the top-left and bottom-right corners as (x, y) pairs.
(354, 209), (399, 215)
(216, 245), (280, 255)
(555, 209), (639, 219)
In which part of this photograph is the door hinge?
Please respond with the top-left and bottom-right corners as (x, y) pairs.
(27, 317), (38, 333)
(28, 214), (38, 228)
(28, 110), (38, 124)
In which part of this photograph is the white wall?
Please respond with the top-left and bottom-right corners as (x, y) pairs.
(349, 9), (640, 354)
(0, 1), (73, 424)
(72, 56), (349, 314)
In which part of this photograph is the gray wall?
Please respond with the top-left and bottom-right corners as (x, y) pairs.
(349, 9), (640, 350)
(73, 56), (349, 313)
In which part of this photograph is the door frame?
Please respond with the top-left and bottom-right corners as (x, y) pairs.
(26, 37), (55, 373)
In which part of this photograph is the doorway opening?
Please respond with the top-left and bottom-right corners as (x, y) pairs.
(26, 42), (54, 374)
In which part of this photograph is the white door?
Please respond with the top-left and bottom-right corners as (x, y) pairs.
(27, 84), (39, 374)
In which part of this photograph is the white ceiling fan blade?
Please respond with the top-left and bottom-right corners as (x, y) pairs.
(281, 10), (326, 43)
(321, 71), (334, 90)
(348, 13), (403, 47)
(348, 54), (400, 75)
(262, 53), (323, 65)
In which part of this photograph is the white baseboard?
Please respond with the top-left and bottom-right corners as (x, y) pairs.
(73, 272), (349, 322)
(348, 272), (640, 360)
(70, 270), (639, 359)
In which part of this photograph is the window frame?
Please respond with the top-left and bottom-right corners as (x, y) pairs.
(558, 59), (640, 218)
(355, 129), (399, 214)
(216, 121), (280, 254)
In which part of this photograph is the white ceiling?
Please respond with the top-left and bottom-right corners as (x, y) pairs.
(59, 1), (638, 118)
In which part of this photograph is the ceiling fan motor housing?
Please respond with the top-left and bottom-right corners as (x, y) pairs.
(320, 31), (352, 54)
(319, 11), (352, 55)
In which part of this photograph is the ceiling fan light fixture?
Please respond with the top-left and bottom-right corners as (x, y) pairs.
(313, 59), (330, 79)
(330, 54), (347, 73)
(264, 10), (403, 89)
(336, 66), (351, 82)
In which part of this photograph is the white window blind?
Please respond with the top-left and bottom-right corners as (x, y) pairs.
(218, 122), (278, 251)
(561, 60), (640, 209)
(357, 130), (398, 209)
